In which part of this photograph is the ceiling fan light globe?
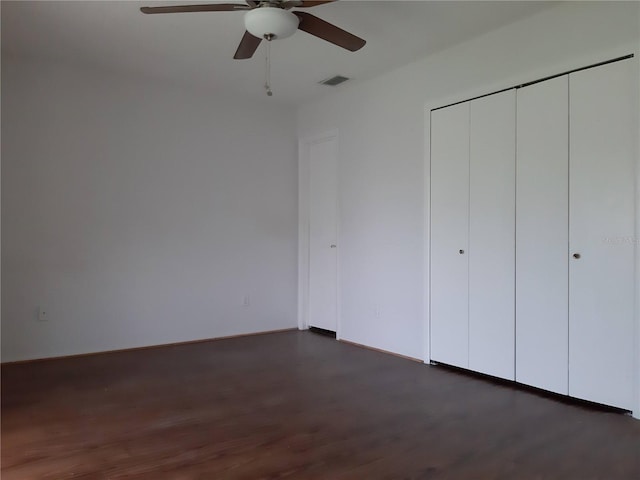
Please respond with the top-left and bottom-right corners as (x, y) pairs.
(244, 7), (299, 40)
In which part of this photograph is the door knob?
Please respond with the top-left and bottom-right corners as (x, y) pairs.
(459, 249), (465, 254)
(330, 245), (337, 248)
(573, 253), (581, 259)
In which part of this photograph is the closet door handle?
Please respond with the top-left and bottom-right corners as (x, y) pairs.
(573, 253), (581, 259)
(459, 249), (465, 254)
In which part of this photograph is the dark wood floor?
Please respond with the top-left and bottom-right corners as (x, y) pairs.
(2, 331), (639, 479)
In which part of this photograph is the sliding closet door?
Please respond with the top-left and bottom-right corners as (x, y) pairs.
(515, 77), (569, 394)
(569, 59), (635, 410)
(430, 102), (470, 369)
(468, 90), (516, 380)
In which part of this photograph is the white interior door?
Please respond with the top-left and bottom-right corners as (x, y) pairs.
(515, 76), (569, 394)
(568, 59), (635, 410)
(468, 90), (516, 380)
(308, 136), (338, 332)
(430, 102), (470, 369)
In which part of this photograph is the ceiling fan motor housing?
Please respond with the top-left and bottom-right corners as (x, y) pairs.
(244, 7), (299, 40)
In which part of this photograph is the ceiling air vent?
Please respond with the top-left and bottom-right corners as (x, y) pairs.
(319, 75), (350, 86)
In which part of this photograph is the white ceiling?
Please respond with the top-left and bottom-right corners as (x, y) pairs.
(1, 1), (555, 105)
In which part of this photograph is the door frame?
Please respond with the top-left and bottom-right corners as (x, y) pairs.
(298, 129), (340, 336)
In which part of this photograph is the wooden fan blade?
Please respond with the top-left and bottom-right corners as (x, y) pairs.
(294, 12), (365, 52)
(140, 4), (250, 14)
(234, 31), (262, 59)
(282, 1), (336, 8)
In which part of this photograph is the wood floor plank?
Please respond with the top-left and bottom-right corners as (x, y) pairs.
(2, 331), (639, 479)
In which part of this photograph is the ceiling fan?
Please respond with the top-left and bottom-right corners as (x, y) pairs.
(140, 1), (366, 60)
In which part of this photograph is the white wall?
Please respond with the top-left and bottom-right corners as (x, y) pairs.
(1, 57), (298, 362)
(297, 1), (640, 361)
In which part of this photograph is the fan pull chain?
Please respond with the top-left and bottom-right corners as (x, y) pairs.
(264, 35), (273, 97)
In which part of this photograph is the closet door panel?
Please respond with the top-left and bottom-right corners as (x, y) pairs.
(515, 77), (569, 394)
(468, 90), (516, 380)
(430, 103), (470, 369)
(569, 59), (635, 410)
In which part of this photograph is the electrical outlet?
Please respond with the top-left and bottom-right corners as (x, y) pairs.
(243, 295), (250, 307)
(374, 305), (381, 319)
(38, 306), (48, 321)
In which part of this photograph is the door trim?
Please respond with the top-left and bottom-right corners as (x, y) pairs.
(298, 130), (340, 336)
(633, 52), (640, 420)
